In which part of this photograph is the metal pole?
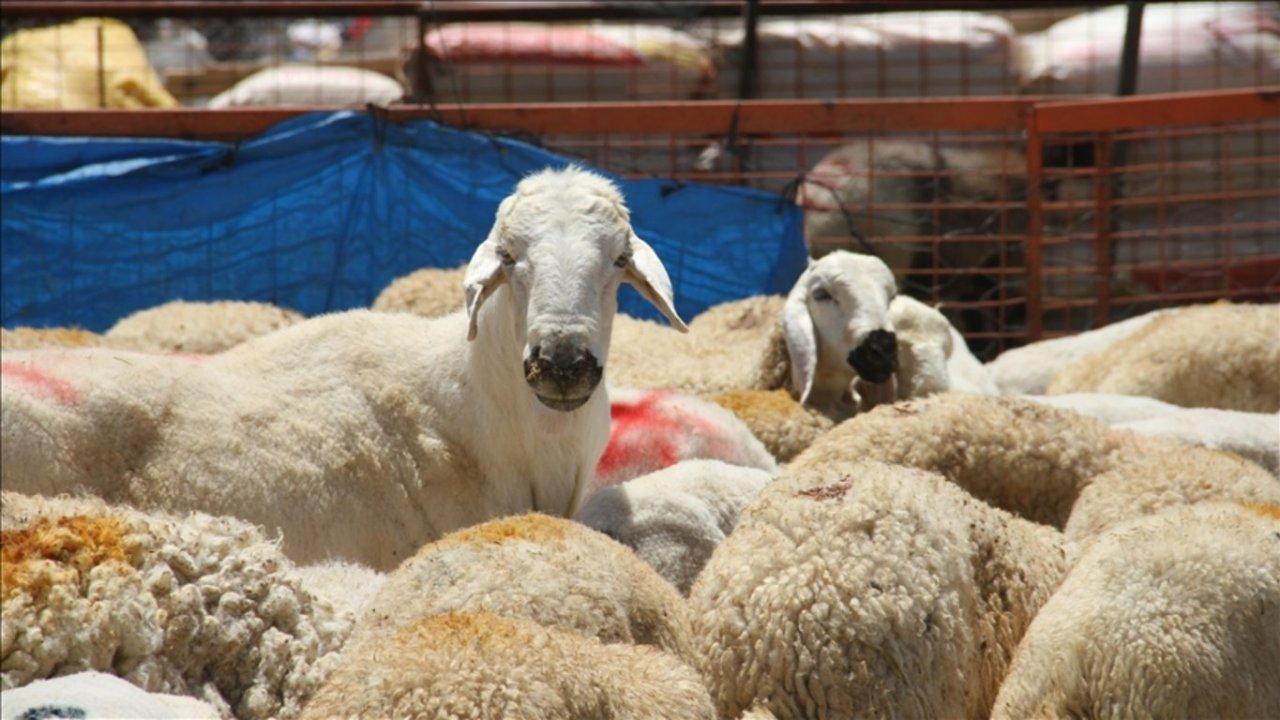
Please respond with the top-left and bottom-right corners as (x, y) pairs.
(736, 0), (761, 101)
(1105, 2), (1143, 318)
(1116, 2), (1145, 98)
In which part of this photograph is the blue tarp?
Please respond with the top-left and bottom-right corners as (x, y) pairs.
(1, 111), (805, 332)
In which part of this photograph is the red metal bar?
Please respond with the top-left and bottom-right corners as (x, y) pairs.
(1092, 133), (1113, 327)
(0, 1), (1115, 19)
(1024, 104), (1045, 340)
(1035, 87), (1280, 133)
(0, 98), (1036, 140)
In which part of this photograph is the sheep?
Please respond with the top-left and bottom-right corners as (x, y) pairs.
(712, 389), (834, 462)
(687, 293), (786, 343)
(991, 502), (1280, 719)
(1, 672), (219, 720)
(608, 251), (901, 420)
(371, 263), (467, 318)
(575, 459), (773, 594)
(292, 560), (386, 622)
(300, 611), (716, 720)
(1, 166), (687, 570)
(690, 460), (1070, 719)
(342, 513), (695, 667)
(1115, 410), (1279, 477)
(0, 491), (350, 720)
(1032, 393), (1279, 476)
(1047, 301), (1280, 412)
(596, 387), (777, 489)
(985, 308), (1167, 395)
(708, 295), (988, 463)
(789, 393), (1280, 541)
(0, 327), (100, 351)
(103, 299), (304, 354)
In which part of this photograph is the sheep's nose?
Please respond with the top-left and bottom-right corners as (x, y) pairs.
(524, 341), (603, 411)
(848, 329), (897, 384)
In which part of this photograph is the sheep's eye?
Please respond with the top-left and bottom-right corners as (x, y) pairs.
(497, 248), (516, 266)
(613, 250), (632, 269)
(812, 287), (833, 302)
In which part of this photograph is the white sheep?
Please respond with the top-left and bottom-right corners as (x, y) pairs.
(708, 295), (989, 462)
(575, 459), (773, 594)
(690, 460), (1069, 719)
(300, 611), (716, 720)
(292, 560), (386, 622)
(343, 513), (694, 668)
(1, 672), (219, 720)
(608, 251), (900, 420)
(0, 491), (350, 720)
(1047, 301), (1280, 412)
(992, 502), (1280, 719)
(0, 327), (100, 351)
(595, 387), (777, 489)
(985, 308), (1167, 395)
(1, 166), (687, 570)
(790, 393), (1280, 541)
(1031, 393), (1279, 476)
(103, 299), (304, 354)
(371, 263), (467, 318)
(711, 388), (835, 462)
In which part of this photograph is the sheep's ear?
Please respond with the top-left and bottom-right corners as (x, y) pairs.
(623, 233), (688, 332)
(463, 237), (507, 341)
(783, 271), (818, 404)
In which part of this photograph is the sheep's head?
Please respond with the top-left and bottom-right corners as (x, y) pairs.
(464, 167), (686, 412)
(783, 251), (898, 410)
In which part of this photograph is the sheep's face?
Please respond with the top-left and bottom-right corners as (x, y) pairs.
(783, 251), (898, 405)
(464, 168), (687, 412)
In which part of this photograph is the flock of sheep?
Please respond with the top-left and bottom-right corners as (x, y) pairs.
(1, 166), (1278, 719)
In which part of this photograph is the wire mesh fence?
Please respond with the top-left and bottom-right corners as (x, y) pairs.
(2, 2), (1276, 108)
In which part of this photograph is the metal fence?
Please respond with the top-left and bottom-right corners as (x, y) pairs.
(6, 88), (1277, 359)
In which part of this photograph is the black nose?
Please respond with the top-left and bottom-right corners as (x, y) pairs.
(524, 343), (603, 393)
(848, 329), (897, 384)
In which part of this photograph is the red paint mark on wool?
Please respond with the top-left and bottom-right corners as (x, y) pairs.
(596, 390), (735, 488)
(597, 390), (680, 486)
(0, 362), (78, 405)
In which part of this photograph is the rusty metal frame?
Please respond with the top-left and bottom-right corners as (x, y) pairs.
(0, 97), (1038, 140)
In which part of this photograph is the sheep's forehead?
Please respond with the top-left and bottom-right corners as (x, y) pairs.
(500, 175), (630, 253)
(812, 254), (892, 294)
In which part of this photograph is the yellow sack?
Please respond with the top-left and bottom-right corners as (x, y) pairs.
(1, 17), (177, 109)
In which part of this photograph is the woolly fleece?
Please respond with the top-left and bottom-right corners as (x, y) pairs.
(301, 611), (715, 720)
(345, 514), (695, 667)
(1047, 302), (1280, 412)
(0, 492), (349, 719)
(0, 327), (100, 352)
(789, 393), (1280, 539)
(576, 459), (772, 594)
(371, 264), (467, 318)
(992, 502), (1280, 719)
(690, 460), (1069, 719)
(104, 299), (303, 354)
(712, 389), (834, 462)
(597, 388), (777, 489)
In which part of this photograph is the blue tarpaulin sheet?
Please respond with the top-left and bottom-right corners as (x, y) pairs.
(1, 111), (805, 332)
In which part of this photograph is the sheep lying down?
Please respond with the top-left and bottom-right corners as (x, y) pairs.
(0, 167), (688, 570)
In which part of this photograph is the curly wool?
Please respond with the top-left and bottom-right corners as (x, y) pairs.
(0, 327), (101, 352)
(0, 492), (351, 720)
(992, 502), (1280, 719)
(597, 388), (777, 489)
(1046, 302), (1280, 412)
(712, 389), (834, 462)
(789, 393), (1280, 540)
(576, 459), (772, 594)
(370, 264), (467, 318)
(345, 514), (695, 668)
(105, 300), (304, 354)
(301, 611), (715, 720)
(690, 461), (1069, 720)
(687, 295), (786, 343)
